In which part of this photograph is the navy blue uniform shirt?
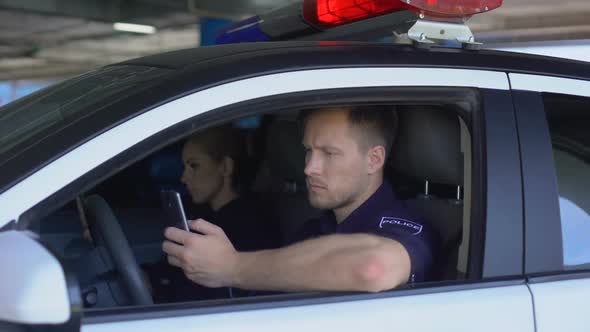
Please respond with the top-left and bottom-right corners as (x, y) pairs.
(294, 181), (439, 283)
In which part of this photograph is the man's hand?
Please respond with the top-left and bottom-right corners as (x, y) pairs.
(162, 219), (239, 288)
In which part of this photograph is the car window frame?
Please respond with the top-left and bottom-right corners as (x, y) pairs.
(511, 90), (564, 275)
(23, 86), (523, 313)
(3, 68), (523, 321)
(479, 87), (525, 278)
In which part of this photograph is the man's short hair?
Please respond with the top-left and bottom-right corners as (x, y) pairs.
(301, 105), (398, 157)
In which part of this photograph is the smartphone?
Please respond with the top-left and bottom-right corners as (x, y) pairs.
(160, 190), (190, 231)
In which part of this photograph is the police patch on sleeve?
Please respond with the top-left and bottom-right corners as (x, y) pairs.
(379, 217), (423, 236)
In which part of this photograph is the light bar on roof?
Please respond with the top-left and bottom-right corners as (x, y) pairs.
(303, 0), (502, 27)
(214, 0), (503, 45)
(215, 3), (316, 44)
(215, 16), (271, 44)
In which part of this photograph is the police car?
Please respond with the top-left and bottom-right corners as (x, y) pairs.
(1, 0), (589, 331)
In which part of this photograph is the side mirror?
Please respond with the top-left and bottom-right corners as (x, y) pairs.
(0, 231), (71, 324)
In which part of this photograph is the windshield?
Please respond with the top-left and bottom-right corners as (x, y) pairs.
(0, 65), (170, 161)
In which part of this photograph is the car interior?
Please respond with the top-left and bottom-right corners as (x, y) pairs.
(28, 104), (472, 308)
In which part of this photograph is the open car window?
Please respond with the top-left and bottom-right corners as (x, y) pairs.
(29, 99), (476, 309)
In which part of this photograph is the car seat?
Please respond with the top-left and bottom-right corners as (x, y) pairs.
(253, 114), (321, 245)
(391, 106), (465, 280)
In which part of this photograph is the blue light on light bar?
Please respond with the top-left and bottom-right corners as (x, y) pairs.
(215, 16), (271, 44)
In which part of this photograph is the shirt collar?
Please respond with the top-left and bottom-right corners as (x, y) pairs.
(319, 181), (397, 230)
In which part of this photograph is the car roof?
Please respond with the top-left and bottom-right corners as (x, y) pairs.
(486, 40), (590, 63)
(118, 41), (590, 76)
(1, 41), (589, 195)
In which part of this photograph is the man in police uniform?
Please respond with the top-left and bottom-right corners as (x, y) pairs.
(163, 106), (438, 292)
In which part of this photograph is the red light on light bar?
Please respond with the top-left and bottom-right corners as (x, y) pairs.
(303, 0), (502, 28)
(303, 0), (408, 28)
(408, 0), (502, 16)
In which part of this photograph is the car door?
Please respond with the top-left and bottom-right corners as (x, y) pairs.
(510, 73), (590, 332)
(1, 66), (534, 332)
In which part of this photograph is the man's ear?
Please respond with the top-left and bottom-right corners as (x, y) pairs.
(367, 145), (386, 175)
(221, 156), (235, 177)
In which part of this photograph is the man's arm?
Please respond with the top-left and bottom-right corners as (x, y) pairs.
(163, 219), (411, 293)
(235, 232), (411, 292)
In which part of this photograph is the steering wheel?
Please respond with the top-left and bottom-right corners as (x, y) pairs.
(83, 194), (153, 305)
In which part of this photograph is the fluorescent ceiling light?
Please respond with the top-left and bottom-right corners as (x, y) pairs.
(113, 22), (156, 34)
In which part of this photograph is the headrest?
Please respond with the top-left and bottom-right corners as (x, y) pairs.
(391, 107), (463, 185)
(264, 107), (464, 192)
(265, 117), (307, 192)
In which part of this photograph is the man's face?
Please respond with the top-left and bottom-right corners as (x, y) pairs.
(303, 109), (370, 211)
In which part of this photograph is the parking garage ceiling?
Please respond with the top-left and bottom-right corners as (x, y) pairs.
(0, 0), (589, 81)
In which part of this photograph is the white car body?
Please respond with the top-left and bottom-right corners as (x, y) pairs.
(0, 40), (589, 332)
